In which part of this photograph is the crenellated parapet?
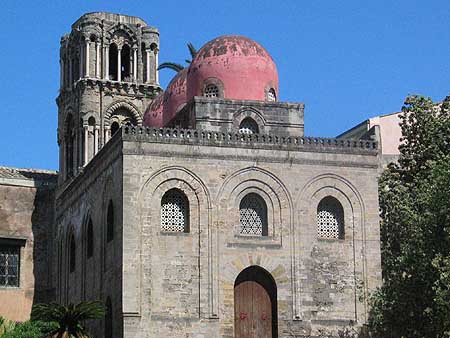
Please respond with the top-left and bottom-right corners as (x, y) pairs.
(122, 126), (378, 154)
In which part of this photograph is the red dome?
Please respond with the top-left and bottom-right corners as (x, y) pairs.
(143, 92), (164, 127)
(187, 35), (278, 101)
(162, 68), (188, 125)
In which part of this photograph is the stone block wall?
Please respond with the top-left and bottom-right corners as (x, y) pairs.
(119, 128), (381, 338)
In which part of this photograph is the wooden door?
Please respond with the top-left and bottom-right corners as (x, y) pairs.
(235, 280), (272, 338)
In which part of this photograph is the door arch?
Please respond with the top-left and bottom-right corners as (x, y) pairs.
(234, 265), (277, 338)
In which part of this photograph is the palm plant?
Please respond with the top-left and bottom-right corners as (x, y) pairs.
(31, 301), (105, 338)
(158, 42), (197, 72)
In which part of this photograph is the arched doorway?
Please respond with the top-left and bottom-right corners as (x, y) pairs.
(234, 266), (277, 338)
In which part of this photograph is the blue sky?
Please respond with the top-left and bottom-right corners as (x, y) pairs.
(0, 0), (448, 170)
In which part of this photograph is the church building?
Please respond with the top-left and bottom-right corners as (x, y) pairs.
(0, 12), (386, 338)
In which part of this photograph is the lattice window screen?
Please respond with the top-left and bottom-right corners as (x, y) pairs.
(268, 88), (276, 102)
(317, 196), (344, 239)
(239, 118), (259, 135)
(161, 189), (189, 232)
(0, 246), (20, 287)
(240, 193), (267, 235)
(204, 84), (219, 98)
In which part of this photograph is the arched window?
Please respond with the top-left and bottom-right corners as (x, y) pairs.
(87, 218), (94, 258)
(239, 118), (259, 135)
(105, 297), (113, 338)
(317, 196), (345, 239)
(204, 84), (219, 98)
(267, 88), (276, 102)
(161, 189), (189, 232)
(107, 200), (114, 242)
(111, 121), (120, 136)
(239, 193), (268, 236)
(69, 233), (76, 273)
(109, 43), (118, 80)
(121, 44), (131, 81)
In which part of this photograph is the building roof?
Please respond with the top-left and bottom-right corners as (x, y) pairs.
(0, 166), (57, 187)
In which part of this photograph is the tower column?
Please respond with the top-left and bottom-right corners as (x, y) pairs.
(96, 42), (100, 78)
(94, 126), (99, 155)
(155, 48), (159, 84)
(117, 47), (122, 82)
(133, 47), (138, 82)
(83, 125), (89, 165)
(104, 126), (111, 143)
(145, 49), (151, 84)
(104, 45), (109, 80)
(85, 40), (90, 77)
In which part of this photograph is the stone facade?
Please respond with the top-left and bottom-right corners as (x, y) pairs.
(0, 11), (385, 338)
(0, 167), (57, 321)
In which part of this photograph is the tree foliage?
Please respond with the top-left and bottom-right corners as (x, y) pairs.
(30, 301), (105, 338)
(157, 42), (197, 72)
(368, 94), (450, 337)
(0, 320), (57, 338)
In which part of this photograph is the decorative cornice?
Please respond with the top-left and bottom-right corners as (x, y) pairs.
(122, 126), (378, 155)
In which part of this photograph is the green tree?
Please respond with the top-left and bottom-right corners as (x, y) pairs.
(30, 301), (105, 338)
(157, 42), (197, 72)
(368, 95), (450, 337)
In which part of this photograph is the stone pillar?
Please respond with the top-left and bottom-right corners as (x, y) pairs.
(85, 41), (90, 77)
(104, 126), (111, 143)
(155, 49), (159, 84)
(133, 48), (138, 82)
(105, 45), (109, 80)
(73, 131), (78, 174)
(117, 48), (122, 82)
(96, 43), (100, 78)
(84, 126), (89, 165)
(94, 126), (99, 155)
(146, 49), (151, 83)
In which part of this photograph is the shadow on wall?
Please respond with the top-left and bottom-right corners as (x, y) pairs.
(30, 177), (57, 307)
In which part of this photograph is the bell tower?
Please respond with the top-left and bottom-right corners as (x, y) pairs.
(56, 12), (161, 182)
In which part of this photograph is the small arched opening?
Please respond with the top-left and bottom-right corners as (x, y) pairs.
(161, 188), (190, 233)
(234, 266), (277, 338)
(239, 117), (259, 135)
(141, 42), (147, 82)
(317, 196), (345, 239)
(109, 43), (118, 80)
(111, 121), (120, 136)
(267, 88), (276, 102)
(239, 193), (268, 236)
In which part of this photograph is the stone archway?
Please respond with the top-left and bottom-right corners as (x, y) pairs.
(234, 266), (278, 338)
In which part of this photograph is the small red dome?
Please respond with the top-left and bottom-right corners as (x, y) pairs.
(143, 92), (164, 127)
(162, 68), (188, 125)
(187, 35), (278, 101)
